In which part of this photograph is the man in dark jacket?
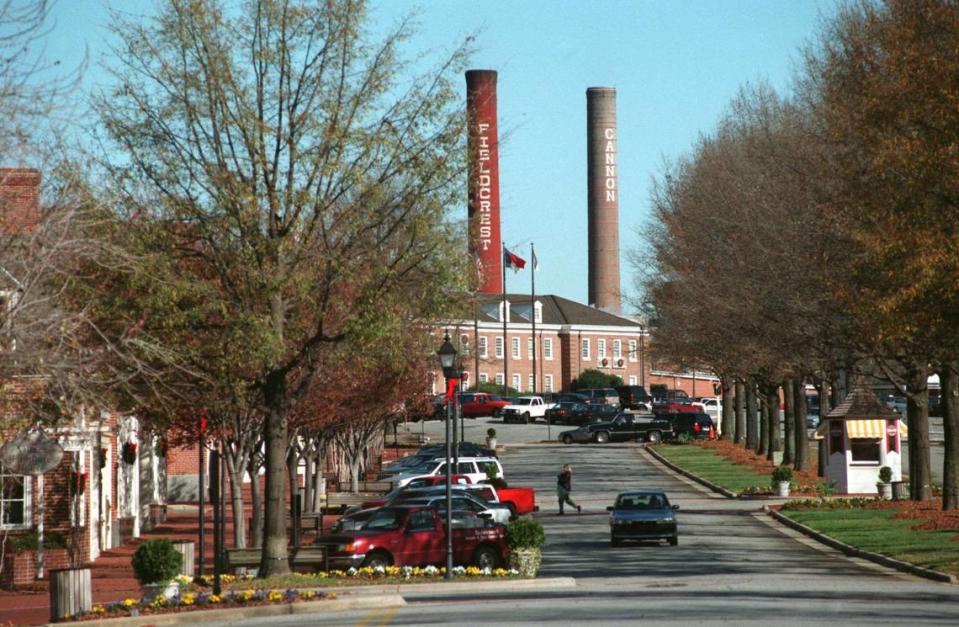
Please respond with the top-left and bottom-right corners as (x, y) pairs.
(556, 463), (582, 515)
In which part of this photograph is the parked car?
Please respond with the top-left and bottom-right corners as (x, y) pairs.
(501, 396), (554, 423)
(577, 388), (621, 407)
(545, 401), (591, 425)
(397, 492), (512, 524)
(318, 505), (508, 569)
(360, 475), (474, 510)
(418, 441), (497, 458)
(391, 456), (504, 488)
(696, 397), (721, 423)
(559, 412), (674, 444)
(665, 412), (715, 440)
(378, 453), (435, 479)
(616, 385), (653, 411)
(651, 388), (690, 403)
(607, 489), (679, 546)
(458, 392), (511, 418)
(551, 392), (592, 404)
(330, 507), (379, 533)
(652, 401), (705, 415)
(398, 482), (538, 517)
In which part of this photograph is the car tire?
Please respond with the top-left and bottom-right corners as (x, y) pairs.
(562, 434), (573, 445)
(669, 535), (678, 546)
(595, 431), (610, 444)
(611, 537), (621, 547)
(472, 545), (501, 569)
(523, 412), (530, 424)
(363, 550), (393, 568)
(647, 431), (662, 444)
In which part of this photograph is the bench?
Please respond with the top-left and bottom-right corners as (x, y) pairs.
(322, 492), (379, 513)
(225, 546), (329, 573)
(358, 480), (393, 493)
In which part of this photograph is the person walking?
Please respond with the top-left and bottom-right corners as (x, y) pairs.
(556, 463), (581, 515)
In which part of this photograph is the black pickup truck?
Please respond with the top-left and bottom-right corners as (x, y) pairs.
(559, 412), (674, 445)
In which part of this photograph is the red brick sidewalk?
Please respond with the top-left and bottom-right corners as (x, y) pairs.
(0, 505), (229, 626)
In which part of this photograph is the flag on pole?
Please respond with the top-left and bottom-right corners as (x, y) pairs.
(504, 247), (527, 272)
(531, 248), (538, 271)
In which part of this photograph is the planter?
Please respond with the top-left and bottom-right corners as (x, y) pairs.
(507, 547), (541, 578)
(141, 580), (179, 603)
(776, 481), (790, 498)
(877, 482), (893, 500)
(486, 437), (497, 449)
(49, 567), (91, 622)
(172, 540), (195, 577)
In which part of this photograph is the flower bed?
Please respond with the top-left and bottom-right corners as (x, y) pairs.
(780, 497), (959, 531)
(700, 440), (823, 494)
(68, 566), (522, 621)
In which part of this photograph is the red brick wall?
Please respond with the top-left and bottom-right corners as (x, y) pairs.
(0, 168), (40, 234)
(1, 548), (71, 587)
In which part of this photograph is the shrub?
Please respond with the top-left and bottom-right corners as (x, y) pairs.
(569, 368), (623, 391)
(132, 539), (182, 584)
(487, 428), (497, 439)
(13, 531), (68, 551)
(771, 466), (793, 484)
(878, 466), (893, 484)
(505, 516), (545, 551)
(673, 433), (691, 445)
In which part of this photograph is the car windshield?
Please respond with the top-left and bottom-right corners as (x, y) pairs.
(364, 509), (405, 530)
(513, 398), (532, 406)
(616, 494), (669, 510)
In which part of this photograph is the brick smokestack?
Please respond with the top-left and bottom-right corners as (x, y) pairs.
(586, 87), (621, 312)
(0, 168), (40, 234)
(466, 70), (502, 293)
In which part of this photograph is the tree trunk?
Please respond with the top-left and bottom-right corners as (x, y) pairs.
(782, 379), (795, 465)
(248, 457), (262, 548)
(721, 378), (735, 440)
(757, 385), (768, 456)
(940, 361), (959, 511)
(260, 373), (290, 577)
(746, 383), (759, 451)
(906, 362), (933, 501)
(793, 379), (810, 472)
(303, 450), (313, 514)
(818, 380), (830, 477)
(225, 450), (247, 549)
(766, 388), (781, 461)
(735, 380), (746, 445)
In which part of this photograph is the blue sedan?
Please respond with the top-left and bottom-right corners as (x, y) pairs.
(607, 489), (679, 547)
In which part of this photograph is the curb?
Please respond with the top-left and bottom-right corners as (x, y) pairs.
(323, 576), (577, 596)
(764, 506), (958, 585)
(50, 594), (406, 627)
(643, 446), (737, 498)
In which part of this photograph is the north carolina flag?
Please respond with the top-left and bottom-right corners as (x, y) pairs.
(504, 247), (526, 272)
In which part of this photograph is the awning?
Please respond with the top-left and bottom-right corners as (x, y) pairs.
(813, 419), (909, 439)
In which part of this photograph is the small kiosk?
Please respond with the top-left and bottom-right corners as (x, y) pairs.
(815, 380), (906, 495)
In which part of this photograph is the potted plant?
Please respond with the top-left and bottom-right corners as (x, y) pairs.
(486, 427), (497, 449)
(121, 441), (138, 465)
(131, 539), (183, 601)
(505, 516), (544, 577)
(877, 466), (893, 499)
(771, 466), (793, 497)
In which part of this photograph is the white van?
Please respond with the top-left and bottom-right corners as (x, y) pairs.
(392, 456), (503, 488)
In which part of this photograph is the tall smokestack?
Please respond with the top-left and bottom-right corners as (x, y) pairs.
(586, 87), (621, 312)
(466, 70), (503, 294)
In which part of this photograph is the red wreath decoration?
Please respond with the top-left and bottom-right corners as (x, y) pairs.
(121, 441), (138, 464)
(70, 471), (88, 495)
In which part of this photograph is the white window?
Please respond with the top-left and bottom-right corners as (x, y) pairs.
(534, 303), (542, 323)
(629, 375), (637, 385)
(479, 336), (488, 359)
(544, 338), (553, 360)
(495, 373), (504, 386)
(581, 338), (590, 360)
(628, 340), (638, 362)
(479, 373), (489, 383)
(527, 337), (533, 359)
(512, 373), (521, 390)
(495, 337), (504, 359)
(613, 340), (622, 360)
(597, 339), (607, 360)
(0, 465), (31, 529)
(511, 337), (520, 359)
(544, 375), (554, 392)
(528, 374), (535, 392)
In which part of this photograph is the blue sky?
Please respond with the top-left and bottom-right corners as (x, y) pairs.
(44, 0), (831, 308)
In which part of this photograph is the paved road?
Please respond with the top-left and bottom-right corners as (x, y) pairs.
(224, 417), (959, 625)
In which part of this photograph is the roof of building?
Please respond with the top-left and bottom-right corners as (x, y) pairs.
(825, 378), (900, 420)
(474, 293), (641, 328)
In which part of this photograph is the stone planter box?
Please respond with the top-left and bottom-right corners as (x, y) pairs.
(507, 547), (541, 578)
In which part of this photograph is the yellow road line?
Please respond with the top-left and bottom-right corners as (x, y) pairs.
(356, 605), (402, 627)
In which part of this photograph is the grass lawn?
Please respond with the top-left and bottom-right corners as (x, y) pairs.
(655, 444), (770, 493)
(783, 508), (959, 576)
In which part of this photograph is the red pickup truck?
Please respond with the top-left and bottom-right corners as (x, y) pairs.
(459, 392), (511, 418)
(319, 505), (509, 570)
(490, 486), (537, 516)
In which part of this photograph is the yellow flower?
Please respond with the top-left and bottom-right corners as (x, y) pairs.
(91, 604), (106, 615)
(328, 592), (337, 600)
(268, 590), (284, 603)
(209, 594), (221, 604)
(181, 593), (195, 606)
(300, 590), (316, 600)
(121, 598), (138, 609)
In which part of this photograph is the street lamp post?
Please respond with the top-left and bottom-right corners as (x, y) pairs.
(436, 333), (456, 580)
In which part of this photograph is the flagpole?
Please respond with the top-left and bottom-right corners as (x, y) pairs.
(531, 242), (537, 395)
(502, 245), (508, 398)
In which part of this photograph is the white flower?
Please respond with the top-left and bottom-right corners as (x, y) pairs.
(373, 565), (385, 574)
(401, 566), (413, 579)
(423, 565), (439, 575)
(452, 566), (466, 575)
(347, 567), (358, 577)
(508, 568), (519, 575)
(481, 567), (491, 576)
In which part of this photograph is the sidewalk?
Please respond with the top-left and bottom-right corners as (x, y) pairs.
(0, 505), (241, 626)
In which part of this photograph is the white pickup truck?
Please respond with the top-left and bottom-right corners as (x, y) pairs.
(501, 396), (554, 424)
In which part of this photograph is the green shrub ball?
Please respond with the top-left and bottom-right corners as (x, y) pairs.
(132, 539), (183, 584)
